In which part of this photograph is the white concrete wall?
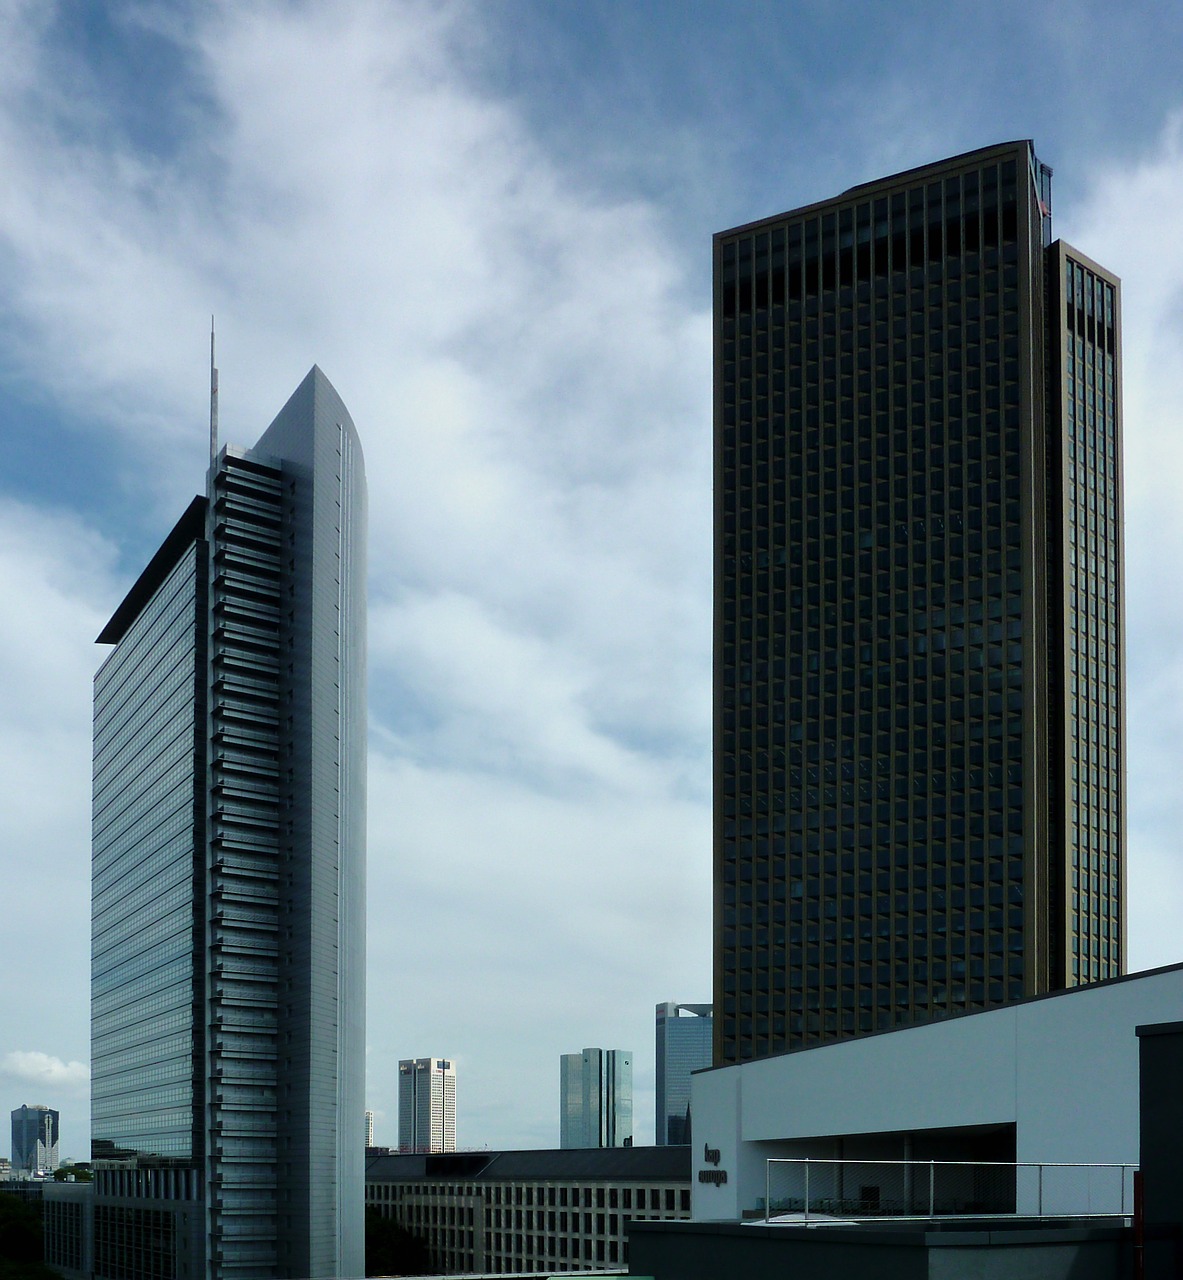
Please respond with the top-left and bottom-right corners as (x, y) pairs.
(692, 964), (1183, 1220)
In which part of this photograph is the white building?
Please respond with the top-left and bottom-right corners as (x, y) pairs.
(692, 962), (1183, 1220)
(398, 1058), (456, 1154)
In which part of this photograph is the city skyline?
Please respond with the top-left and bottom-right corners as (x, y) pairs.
(4, 2), (1183, 1156)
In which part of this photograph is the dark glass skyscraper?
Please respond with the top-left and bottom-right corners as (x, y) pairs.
(11, 1104), (59, 1173)
(714, 142), (1124, 1066)
(91, 367), (367, 1278)
(654, 1003), (712, 1145)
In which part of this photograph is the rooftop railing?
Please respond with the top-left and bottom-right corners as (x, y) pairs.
(762, 1157), (1137, 1223)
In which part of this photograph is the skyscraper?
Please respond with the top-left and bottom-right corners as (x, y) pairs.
(11, 1105), (59, 1174)
(559, 1049), (633, 1149)
(398, 1059), (456, 1154)
(654, 1004), (712, 1145)
(91, 366), (367, 1279)
(714, 141), (1124, 1066)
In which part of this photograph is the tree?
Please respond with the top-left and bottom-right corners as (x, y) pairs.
(365, 1208), (433, 1277)
(0, 1195), (41, 1266)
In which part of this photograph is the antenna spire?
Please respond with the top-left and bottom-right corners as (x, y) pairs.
(209, 317), (219, 468)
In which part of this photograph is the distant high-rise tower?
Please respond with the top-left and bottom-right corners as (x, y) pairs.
(559, 1049), (633, 1149)
(398, 1059), (457, 1154)
(714, 140), (1124, 1066)
(654, 1004), (712, 1145)
(11, 1105), (59, 1173)
(91, 367), (367, 1279)
(365, 1110), (375, 1149)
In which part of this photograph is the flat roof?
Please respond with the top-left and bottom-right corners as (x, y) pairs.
(698, 959), (1183, 1076)
(96, 496), (207, 645)
(366, 1146), (691, 1183)
(715, 139), (1034, 241)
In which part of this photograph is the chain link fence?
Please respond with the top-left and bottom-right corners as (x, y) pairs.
(762, 1158), (1135, 1221)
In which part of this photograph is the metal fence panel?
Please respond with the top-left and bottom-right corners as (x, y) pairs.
(762, 1159), (1135, 1222)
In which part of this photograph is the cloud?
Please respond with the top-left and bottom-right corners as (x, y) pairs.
(0, 500), (112, 1148)
(0, 0), (712, 1150)
(4, 0), (1179, 1161)
(1061, 112), (1183, 972)
(0, 1052), (90, 1093)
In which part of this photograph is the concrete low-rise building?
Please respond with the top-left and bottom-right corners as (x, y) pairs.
(366, 1145), (690, 1273)
(43, 1181), (94, 1280)
(691, 961), (1183, 1223)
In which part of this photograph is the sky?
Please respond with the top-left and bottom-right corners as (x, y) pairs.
(2, 0), (1183, 1162)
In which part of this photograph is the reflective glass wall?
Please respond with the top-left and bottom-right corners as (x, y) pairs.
(92, 535), (207, 1161)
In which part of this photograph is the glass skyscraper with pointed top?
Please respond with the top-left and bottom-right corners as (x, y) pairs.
(91, 367), (367, 1279)
(714, 141), (1124, 1066)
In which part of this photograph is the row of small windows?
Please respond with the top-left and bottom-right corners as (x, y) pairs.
(720, 161), (1022, 314)
(720, 296), (1020, 349)
(366, 1181), (691, 1272)
(369, 1181), (687, 1212)
(1064, 260), (1117, 353)
(723, 322), (1018, 376)
(724, 956), (1026, 986)
(720, 987), (1022, 1044)
(727, 849), (1019, 880)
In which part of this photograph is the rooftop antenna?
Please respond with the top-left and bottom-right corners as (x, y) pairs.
(209, 316), (219, 469)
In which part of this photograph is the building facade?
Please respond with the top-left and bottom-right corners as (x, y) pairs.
(90, 366), (367, 1279)
(43, 1181), (95, 1280)
(655, 1004), (712, 1145)
(714, 141), (1124, 1066)
(691, 961), (1183, 1223)
(398, 1058), (457, 1154)
(560, 1048), (633, 1149)
(365, 1146), (691, 1274)
(11, 1104), (59, 1174)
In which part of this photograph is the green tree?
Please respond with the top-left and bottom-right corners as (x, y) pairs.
(365, 1207), (433, 1277)
(0, 1195), (41, 1265)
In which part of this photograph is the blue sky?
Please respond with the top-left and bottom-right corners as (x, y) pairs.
(3, 0), (1183, 1161)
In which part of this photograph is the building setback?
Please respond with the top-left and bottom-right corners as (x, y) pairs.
(398, 1058), (457, 1154)
(655, 1004), (712, 1145)
(89, 366), (367, 1279)
(365, 1145), (691, 1274)
(714, 140), (1124, 1065)
(560, 1048), (633, 1149)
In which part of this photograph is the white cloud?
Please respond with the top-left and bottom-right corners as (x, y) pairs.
(1061, 113), (1183, 973)
(3, 0), (1180, 1162)
(0, 1052), (90, 1092)
(0, 0), (712, 1151)
(0, 501), (112, 1151)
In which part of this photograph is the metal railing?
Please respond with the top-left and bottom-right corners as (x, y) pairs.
(762, 1158), (1138, 1223)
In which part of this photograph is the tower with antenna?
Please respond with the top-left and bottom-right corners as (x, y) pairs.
(209, 318), (219, 468)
